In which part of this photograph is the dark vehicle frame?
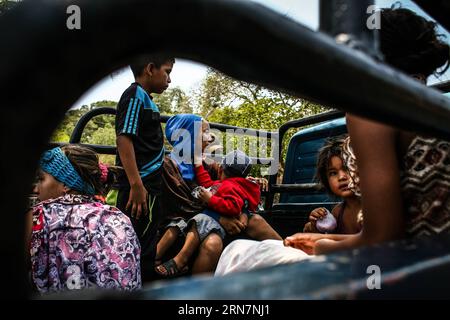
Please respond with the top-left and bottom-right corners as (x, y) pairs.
(1, 0), (450, 299)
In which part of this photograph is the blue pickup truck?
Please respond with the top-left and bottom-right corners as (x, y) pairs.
(65, 107), (347, 240)
(269, 116), (347, 237)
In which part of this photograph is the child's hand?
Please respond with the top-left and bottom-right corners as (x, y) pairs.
(197, 187), (213, 204)
(247, 177), (269, 192)
(238, 213), (248, 229)
(284, 233), (325, 255)
(219, 216), (246, 235)
(309, 207), (328, 222)
(127, 183), (148, 220)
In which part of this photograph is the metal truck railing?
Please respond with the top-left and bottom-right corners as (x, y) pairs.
(49, 107), (277, 167)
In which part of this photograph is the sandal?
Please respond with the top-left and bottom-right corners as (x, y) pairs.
(155, 259), (188, 278)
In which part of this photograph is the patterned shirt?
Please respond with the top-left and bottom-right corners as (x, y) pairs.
(401, 136), (450, 237)
(30, 194), (141, 294)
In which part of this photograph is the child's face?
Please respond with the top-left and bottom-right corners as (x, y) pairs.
(34, 170), (66, 202)
(327, 156), (353, 198)
(202, 120), (214, 151)
(148, 62), (173, 94)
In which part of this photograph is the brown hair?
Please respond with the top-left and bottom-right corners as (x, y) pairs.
(315, 136), (347, 195)
(61, 144), (121, 195)
(380, 8), (450, 78)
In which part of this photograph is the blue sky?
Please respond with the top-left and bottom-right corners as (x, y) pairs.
(71, 0), (449, 109)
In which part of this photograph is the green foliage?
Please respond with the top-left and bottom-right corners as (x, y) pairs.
(51, 130), (70, 143)
(203, 69), (328, 176)
(51, 108), (85, 143)
(80, 114), (115, 144)
(99, 154), (116, 166)
(154, 87), (193, 115)
(89, 126), (116, 146)
(51, 101), (117, 143)
(90, 100), (117, 108)
(194, 69), (238, 117)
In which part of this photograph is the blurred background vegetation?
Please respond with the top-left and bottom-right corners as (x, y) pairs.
(50, 68), (329, 175)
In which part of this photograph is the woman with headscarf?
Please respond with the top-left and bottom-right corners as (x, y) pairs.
(157, 114), (281, 276)
(27, 145), (141, 293)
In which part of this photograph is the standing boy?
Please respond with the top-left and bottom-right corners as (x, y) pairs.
(108, 55), (174, 281)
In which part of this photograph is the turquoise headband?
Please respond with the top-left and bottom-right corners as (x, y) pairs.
(40, 147), (96, 195)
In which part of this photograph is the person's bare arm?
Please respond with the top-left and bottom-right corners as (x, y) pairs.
(116, 135), (148, 219)
(314, 115), (405, 254)
(284, 232), (353, 255)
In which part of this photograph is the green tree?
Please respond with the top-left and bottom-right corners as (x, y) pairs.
(50, 101), (117, 143)
(51, 108), (86, 142)
(50, 130), (70, 143)
(90, 100), (117, 109)
(89, 126), (116, 146)
(197, 68), (327, 121)
(201, 69), (329, 177)
(154, 87), (193, 115)
(194, 68), (238, 117)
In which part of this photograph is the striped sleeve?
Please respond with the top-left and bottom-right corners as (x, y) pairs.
(116, 97), (143, 136)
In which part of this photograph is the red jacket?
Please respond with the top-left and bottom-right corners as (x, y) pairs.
(195, 165), (260, 217)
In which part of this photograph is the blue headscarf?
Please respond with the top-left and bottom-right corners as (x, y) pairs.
(165, 114), (203, 181)
(40, 147), (96, 195)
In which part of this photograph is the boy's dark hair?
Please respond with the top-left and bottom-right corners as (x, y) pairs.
(315, 136), (346, 195)
(380, 7), (450, 78)
(130, 54), (175, 78)
(61, 145), (122, 196)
